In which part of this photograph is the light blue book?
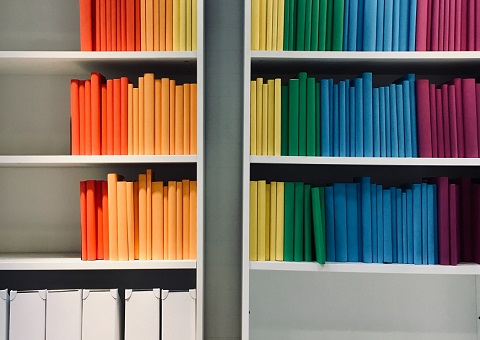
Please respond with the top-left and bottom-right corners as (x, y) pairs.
(396, 84), (405, 157)
(406, 188), (413, 264)
(363, 73), (374, 157)
(392, 0), (400, 51)
(408, 0), (417, 51)
(390, 187), (397, 263)
(383, 188), (392, 263)
(346, 183), (360, 262)
(358, 177), (372, 263)
(379, 86), (387, 156)
(333, 83), (340, 156)
(412, 183), (422, 265)
(383, 0), (393, 51)
(355, 77), (364, 156)
(385, 86), (391, 157)
(325, 185), (335, 261)
(377, 185), (384, 263)
(399, 0), (408, 50)
(373, 87), (381, 157)
(402, 80), (413, 157)
(371, 183), (378, 263)
(334, 183), (348, 262)
(349, 86), (356, 156)
(376, 0), (385, 50)
(345, 79), (350, 155)
(320, 79), (331, 156)
(396, 188), (403, 263)
(402, 191), (407, 264)
(348, 0), (358, 50)
(339, 81), (347, 156)
(363, 0), (378, 51)
(389, 84), (399, 157)
(421, 183), (428, 264)
(343, 0), (350, 51)
(426, 183), (435, 264)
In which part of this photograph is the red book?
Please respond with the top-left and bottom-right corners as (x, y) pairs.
(107, 0), (112, 50)
(101, 84), (108, 155)
(126, 0), (135, 50)
(429, 177), (450, 265)
(86, 180), (97, 261)
(416, 0), (429, 51)
(100, 0), (107, 51)
(91, 73), (103, 155)
(121, 0), (127, 50)
(426, 0), (432, 50)
(135, 0), (141, 51)
(455, 0), (462, 51)
(107, 79), (114, 155)
(102, 181), (110, 260)
(441, 84), (451, 157)
(460, 178), (473, 262)
(448, 85), (458, 157)
(431, 0), (440, 50)
(95, 180), (104, 260)
(461, 0), (468, 50)
(80, 181), (87, 260)
(439, 0), (445, 51)
(85, 80), (92, 155)
(95, 0), (101, 51)
(448, 182), (460, 265)
(79, 81), (86, 155)
(71, 80), (80, 155)
(113, 78), (121, 154)
(79, 0), (93, 51)
(117, 0), (122, 50)
(121, 77), (129, 154)
(448, 0), (455, 51)
(436, 88), (445, 157)
(429, 84), (438, 157)
(451, 78), (465, 157)
(415, 80), (433, 157)
(112, 0), (118, 51)
(444, 0), (450, 51)
(462, 79), (479, 157)
(467, 0), (475, 50)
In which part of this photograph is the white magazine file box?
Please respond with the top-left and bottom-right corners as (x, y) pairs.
(9, 289), (47, 340)
(46, 289), (82, 340)
(0, 289), (9, 340)
(82, 289), (121, 340)
(124, 289), (160, 340)
(161, 289), (196, 340)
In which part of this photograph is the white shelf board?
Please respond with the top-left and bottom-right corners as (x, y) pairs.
(0, 155), (197, 167)
(250, 261), (480, 275)
(0, 253), (196, 270)
(250, 156), (480, 166)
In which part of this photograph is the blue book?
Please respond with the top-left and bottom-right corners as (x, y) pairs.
(408, 0), (417, 51)
(379, 87), (387, 157)
(343, 0), (350, 51)
(394, 74), (415, 157)
(421, 183), (428, 264)
(412, 184), (422, 264)
(377, 185), (384, 263)
(357, 184), (363, 262)
(315, 82), (321, 155)
(371, 183), (378, 263)
(406, 188), (413, 264)
(402, 80), (413, 157)
(346, 183), (360, 262)
(389, 84), (399, 157)
(398, 0), (408, 51)
(329, 79), (334, 155)
(402, 191), (408, 264)
(392, 0), (400, 51)
(396, 188), (403, 263)
(390, 187), (397, 263)
(333, 183), (348, 262)
(363, 0), (378, 51)
(426, 183), (435, 264)
(325, 185), (335, 261)
(345, 79), (350, 156)
(320, 79), (331, 156)
(357, 0), (365, 50)
(349, 86), (356, 156)
(433, 184), (438, 263)
(383, 0), (393, 51)
(376, 0), (385, 51)
(333, 83), (340, 156)
(373, 87), (380, 157)
(363, 73), (374, 157)
(339, 81), (347, 156)
(294, 182), (305, 261)
(357, 177), (372, 263)
(385, 86), (391, 157)
(409, 75), (418, 157)
(348, 0), (358, 50)
(383, 188), (392, 263)
(354, 77), (364, 156)
(396, 84), (405, 157)
(298, 72), (308, 156)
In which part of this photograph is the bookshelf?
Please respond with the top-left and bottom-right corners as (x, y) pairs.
(243, 1), (480, 340)
(0, 1), (204, 339)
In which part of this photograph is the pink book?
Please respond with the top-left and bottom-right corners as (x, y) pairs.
(451, 78), (465, 157)
(416, 80), (433, 157)
(448, 85), (458, 157)
(448, 0), (455, 50)
(441, 84), (451, 157)
(436, 88), (445, 158)
(467, 0), (475, 50)
(429, 84), (438, 157)
(429, 177), (450, 265)
(448, 182), (460, 265)
(463, 79), (479, 157)
(416, 0), (429, 51)
(431, 0), (440, 50)
(461, 0), (468, 50)
(439, 0), (445, 51)
(444, 0), (450, 51)
(427, 0), (433, 50)
(455, 0), (462, 50)
(460, 178), (473, 262)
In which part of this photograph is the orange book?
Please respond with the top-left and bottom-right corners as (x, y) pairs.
(173, 0), (180, 50)
(85, 80), (92, 155)
(183, 84), (190, 155)
(113, 78), (121, 154)
(179, 0), (186, 51)
(108, 173), (119, 260)
(146, 0), (154, 51)
(182, 179), (190, 259)
(154, 79), (162, 154)
(117, 0), (122, 50)
(101, 84), (107, 154)
(163, 185), (168, 258)
(95, 0), (101, 50)
(91, 72), (103, 155)
(121, 77), (129, 155)
(152, 181), (164, 259)
(126, 181), (135, 260)
(139, 77), (145, 154)
(190, 83), (197, 154)
(146, 169), (153, 260)
(141, 0), (146, 50)
(106, 0), (112, 50)
(106, 79), (114, 155)
(121, 0), (127, 50)
(112, 0), (118, 50)
(70, 79), (80, 155)
(189, 181), (197, 259)
(133, 88), (140, 155)
(102, 181), (110, 260)
(79, 0), (93, 51)
(135, 0), (141, 51)
(79, 81), (86, 155)
(175, 86), (184, 154)
(126, 0), (135, 50)
(154, 0), (160, 50)
(127, 84), (134, 154)
(166, 0), (173, 50)
(167, 181), (176, 259)
(176, 181), (183, 259)
(86, 180), (97, 261)
(80, 181), (87, 260)
(169, 80), (176, 154)
(134, 181), (140, 259)
(160, 0), (166, 51)
(117, 181), (128, 261)
(161, 78), (170, 154)
(144, 73), (155, 154)
(100, 0), (107, 51)
(95, 180), (104, 260)
(138, 173), (147, 260)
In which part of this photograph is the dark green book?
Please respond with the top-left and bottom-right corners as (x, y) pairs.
(298, 72), (307, 156)
(332, 0), (345, 51)
(305, 0), (313, 51)
(284, 182), (295, 261)
(296, 0), (306, 50)
(304, 184), (313, 261)
(318, 0), (328, 50)
(312, 186), (326, 264)
(307, 77), (316, 156)
(315, 82), (322, 156)
(325, 0), (334, 50)
(284, 0), (291, 50)
(291, 0), (297, 49)
(281, 85), (289, 155)
(288, 79), (299, 156)
(311, 0), (320, 50)
(294, 182), (305, 261)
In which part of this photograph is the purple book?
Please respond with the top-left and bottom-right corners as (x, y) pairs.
(415, 79), (433, 157)
(448, 183), (460, 265)
(429, 177), (450, 265)
(462, 79), (479, 157)
(460, 178), (473, 262)
(429, 84), (438, 157)
(436, 88), (445, 157)
(441, 84), (451, 157)
(448, 85), (459, 157)
(450, 78), (465, 157)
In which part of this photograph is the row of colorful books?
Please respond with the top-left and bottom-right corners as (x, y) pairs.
(79, 0), (198, 51)
(79, 170), (197, 261)
(71, 73), (197, 155)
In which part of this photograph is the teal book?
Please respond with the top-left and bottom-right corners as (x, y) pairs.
(412, 183), (422, 264)
(329, 79), (334, 154)
(390, 187), (397, 263)
(383, 188), (392, 263)
(402, 191), (408, 263)
(371, 184), (378, 262)
(318, 0), (328, 50)
(379, 86), (386, 157)
(347, 0), (358, 50)
(284, 0), (291, 50)
(326, 0), (334, 50)
(406, 187), (413, 264)
(333, 84), (340, 156)
(284, 182), (295, 261)
(311, 0), (320, 51)
(333, 183), (348, 261)
(343, 0), (350, 51)
(362, 72), (373, 157)
(363, 0), (378, 51)
(389, 84), (398, 157)
(377, 185), (384, 263)
(332, 0), (345, 51)
(325, 185), (335, 261)
(373, 87), (380, 157)
(288, 79), (299, 156)
(421, 183), (428, 264)
(307, 77), (316, 156)
(296, 0), (307, 50)
(357, 177), (372, 263)
(346, 183), (360, 262)
(401, 80), (413, 157)
(349, 86), (356, 156)
(376, 0), (385, 50)
(298, 72), (307, 156)
(396, 84), (405, 157)
(305, 0), (313, 51)
(294, 182), (305, 261)
(392, 0), (400, 50)
(345, 79), (350, 155)
(304, 184), (313, 261)
(339, 81), (347, 156)
(398, 0), (408, 50)
(354, 77), (364, 156)
(281, 85), (289, 155)
(396, 188), (403, 263)
(385, 86), (391, 157)
(383, 0), (393, 51)
(357, 0), (364, 49)
(312, 187), (326, 264)
(315, 82), (322, 156)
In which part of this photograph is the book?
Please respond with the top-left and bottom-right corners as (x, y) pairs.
(379, 87), (386, 157)
(192, 0), (198, 51)
(448, 84), (459, 157)
(107, 173), (118, 261)
(435, 88), (445, 157)
(413, 184), (423, 264)
(298, 73), (307, 155)
(402, 191), (407, 263)
(383, 0), (393, 50)
(281, 85), (289, 155)
(272, 0), (279, 50)
(71, 80), (80, 155)
(408, 0), (417, 50)
(398, 0), (408, 50)
(284, 182), (295, 261)
(80, 182), (87, 260)
(257, 180), (267, 261)
(262, 84), (268, 155)
(348, 0), (358, 50)
(147, 170), (153, 260)
(441, 84), (451, 157)
(79, 80), (86, 153)
(406, 187), (413, 263)
(320, 79), (330, 156)
(449, 183), (460, 265)
(289, 79), (300, 155)
(346, 183), (359, 262)
(274, 79), (282, 155)
(333, 183), (347, 262)
(384, 86), (391, 157)
(169, 80), (176, 154)
(389, 84), (399, 157)
(349, 86), (356, 156)
(376, 185), (384, 262)
(333, 84), (339, 156)
(363, 73), (373, 156)
(415, 79), (433, 157)
(267, 183), (273, 260)
(176, 181), (183, 259)
(429, 84), (438, 157)
(117, 181), (128, 261)
(267, 80), (275, 155)
(307, 77), (316, 156)
(311, 0), (320, 50)
(339, 81), (346, 156)
(85, 80), (92, 155)
(102, 181), (109, 260)
(139, 174), (147, 260)
(175, 85), (185, 154)
(421, 183), (428, 264)
(303, 184), (312, 261)
(80, 0), (94, 51)
(167, 181), (177, 259)
(318, 0), (327, 50)
(358, 177), (372, 262)
(182, 180), (190, 259)
(256, 79), (264, 154)
(296, 0), (306, 50)
(276, 182), (285, 260)
(95, 181), (104, 260)
(332, 0), (344, 51)
(371, 184), (378, 262)
(354, 77), (363, 156)
(451, 78), (464, 157)
(190, 83), (197, 154)
(396, 188), (403, 263)
(312, 187), (326, 264)
(383, 188), (392, 263)
(462, 79), (479, 157)
(294, 182), (305, 261)
(402, 81), (412, 157)
(390, 187), (397, 263)
(363, 0), (377, 51)
(155, 80), (162, 154)
(325, 185), (335, 261)
(277, 0), (285, 50)
(126, 181), (135, 260)
(357, 0), (364, 50)
(189, 181), (197, 259)
(460, 178), (473, 262)
(391, 0), (400, 50)
(396, 84), (405, 157)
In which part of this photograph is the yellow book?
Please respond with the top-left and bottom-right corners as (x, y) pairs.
(250, 181), (258, 260)
(126, 181), (135, 261)
(133, 88), (139, 155)
(257, 180), (266, 261)
(274, 78), (281, 155)
(146, 0), (154, 51)
(107, 173), (118, 261)
(251, 0), (260, 50)
(141, 0), (146, 51)
(186, 0), (192, 50)
(190, 83), (197, 154)
(192, 0), (197, 51)
(266, 0), (273, 50)
(270, 182), (277, 260)
(169, 79), (176, 154)
(167, 181), (177, 259)
(183, 84), (191, 155)
(250, 81), (257, 155)
(173, 0), (180, 50)
(259, 0), (267, 50)
(176, 181), (183, 259)
(146, 169), (153, 260)
(144, 73), (155, 155)
(182, 180), (190, 259)
(189, 181), (197, 259)
(117, 181), (128, 261)
(175, 85), (184, 154)
(152, 181), (164, 259)
(154, 79), (162, 154)
(138, 174), (147, 260)
(265, 183), (271, 261)
(277, 0), (285, 50)
(276, 181), (284, 260)
(256, 78), (263, 155)
(154, 0), (160, 50)
(163, 185), (169, 258)
(267, 80), (274, 156)
(179, 0), (186, 51)
(128, 84), (133, 155)
(161, 78), (170, 154)
(139, 77), (145, 154)
(262, 83), (268, 156)
(272, 0), (278, 50)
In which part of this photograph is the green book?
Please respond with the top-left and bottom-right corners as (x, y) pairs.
(307, 77), (316, 156)
(284, 182), (295, 261)
(296, 0), (306, 50)
(318, 0), (328, 50)
(305, 0), (313, 51)
(312, 186), (326, 264)
(284, 0), (290, 50)
(281, 85), (289, 155)
(315, 82), (322, 156)
(325, 0), (334, 50)
(311, 0), (320, 50)
(294, 182), (305, 261)
(291, 0), (297, 49)
(304, 184), (313, 261)
(288, 79), (299, 156)
(332, 0), (345, 51)
(298, 72), (307, 156)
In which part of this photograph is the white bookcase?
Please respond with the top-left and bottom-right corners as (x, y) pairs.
(242, 1), (480, 339)
(0, 1), (204, 339)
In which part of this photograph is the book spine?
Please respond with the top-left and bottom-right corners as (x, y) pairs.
(276, 182), (285, 260)
(71, 80), (80, 155)
(363, 73), (373, 156)
(354, 77), (364, 156)
(408, 0), (417, 50)
(80, 181), (87, 260)
(363, 0), (377, 51)
(463, 79), (479, 157)
(415, 79), (433, 157)
(371, 184), (378, 262)
(383, 0), (393, 51)
(391, 0), (400, 50)
(399, 0), (409, 50)
(325, 185), (335, 261)
(421, 183), (428, 264)
(390, 187), (397, 263)
(303, 184), (312, 261)
(431, 0), (440, 50)
(346, 183), (360, 262)
(333, 183), (347, 262)
(320, 79), (330, 156)
(312, 187), (326, 264)
(435, 88), (445, 157)
(396, 188), (403, 263)
(307, 77), (316, 156)
(396, 84), (405, 157)
(389, 84), (398, 157)
(347, 0), (358, 50)
(298, 72), (307, 155)
(402, 81), (412, 157)
(448, 84), (459, 157)
(288, 79), (300, 155)
(284, 182), (295, 261)
(377, 185), (384, 263)
(339, 81), (347, 156)
(294, 182), (305, 261)
(281, 85), (289, 155)
(379, 87), (386, 157)
(429, 84), (438, 157)
(332, 0), (345, 51)
(383, 188), (392, 263)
